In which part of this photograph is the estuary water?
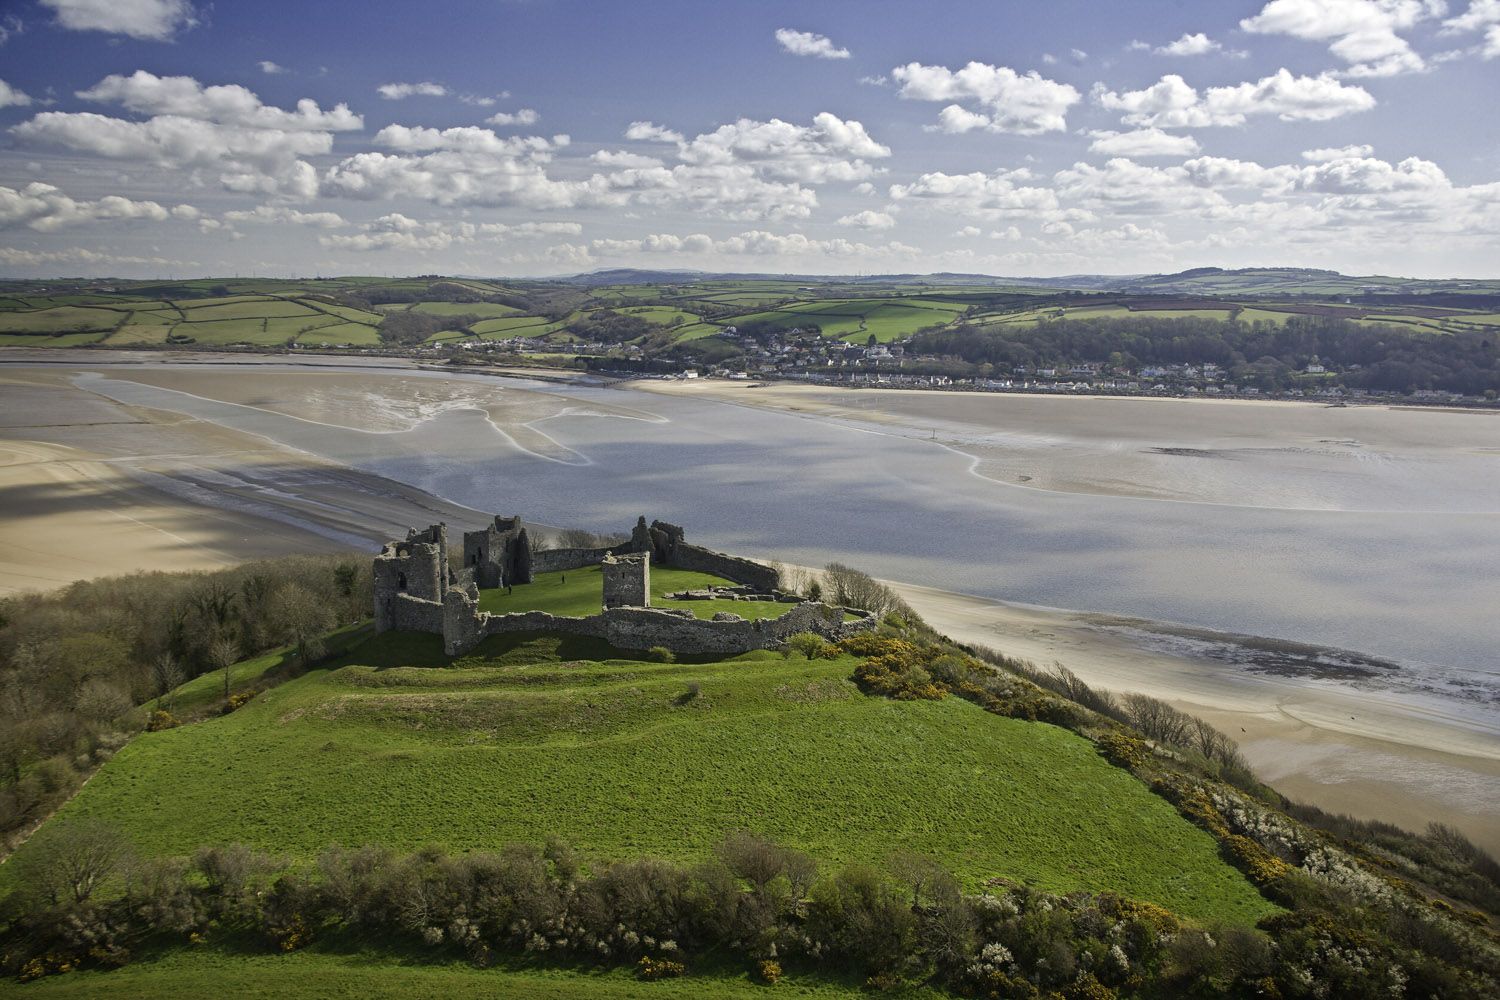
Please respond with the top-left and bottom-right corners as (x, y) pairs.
(72, 366), (1500, 726)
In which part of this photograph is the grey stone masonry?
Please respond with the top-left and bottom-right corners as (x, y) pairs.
(374, 512), (876, 659)
(602, 551), (650, 609)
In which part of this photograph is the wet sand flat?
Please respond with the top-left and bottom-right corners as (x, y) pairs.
(641, 379), (1500, 511)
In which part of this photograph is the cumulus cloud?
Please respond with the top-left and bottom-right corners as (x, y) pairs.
(670, 112), (890, 183)
(836, 209), (896, 229)
(0, 80), (33, 108)
(1240, 0), (1444, 77)
(1094, 69), (1375, 127)
(774, 28), (850, 59)
(892, 61), (1081, 134)
(320, 213), (584, 252)
(487, 108), (539, 126)
(259, 60), (287, 74)
(1443, 1), (1500, 56)
(12, 73), (359, 198)
(40, 0), (196, 41)
(589, 229), (917, 260)
(0, 181), (174, 231)
(1303, 144), (1376, 161)
(889, 169), (1063, 220)
(1136, 32), (1244, 57)
(222, 205), (346, 228)
(377, 81), (449, 100)
(1088, 128), (1202, 157)
(78, 71), (361, 131)
(624, 121), (685, 144)
(0, 15), (22, 46)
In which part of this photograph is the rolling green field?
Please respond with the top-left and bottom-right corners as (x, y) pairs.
(7, 630), (1275, 927)
(476, 565), (799, 621)
(7, 949), (912, 1000)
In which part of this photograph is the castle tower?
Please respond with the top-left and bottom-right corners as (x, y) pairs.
(373, 524), (451, 631)
(462, 514), (530, 588)
(601, 551), (650, 609)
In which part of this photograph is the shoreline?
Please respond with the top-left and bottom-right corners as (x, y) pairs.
(1, 355), (1495, 850)
(884, 581), (1500, 850)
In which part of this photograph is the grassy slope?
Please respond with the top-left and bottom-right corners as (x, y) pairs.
(7, 948), (916, 999)
(8, 632), (1275, 927)
(476, 565), (792, 621)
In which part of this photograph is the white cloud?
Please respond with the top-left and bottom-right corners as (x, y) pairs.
(1088, 128), (1202, 157)
(955, 225), (981, 237)
(14, 112), (328, 198)
(0, 16), (24, 46)
(0, 80), (33, 108)
(40, 0), (196, 41)
(1302, 144), (1376, 161)
(1442, 1), (1500, 56)
(319, 215), (580, 253)
(487, 108), (539, 126)
(0, 181), (172, 231)
(377, 81), (449, 100)
(13, 73), (362, 199)
(259, 61), (287, 75)
(624, 121), (684, 144)
(222, 205), (346, 228)
(671, 112), (890, 183)
(893, 61), (1081, 134)
(990, 226), (1022, 240)
(1151, 32), (1228, 56)
(589, 229), (917, 260)
(889, 169), (1063, 220)
(774, 28), (851, 59)
(1094, 69), (1375, 127)
(78, 72), (362, 131)
(1241, 0), (1444, 77)
(0, 246), (183, 268)
(836, 209), (896, 229)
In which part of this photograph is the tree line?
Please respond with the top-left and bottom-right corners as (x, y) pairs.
(910, 315), (1500, 395)
(0, 555), (368, 846)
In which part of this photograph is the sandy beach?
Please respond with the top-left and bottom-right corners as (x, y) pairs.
(1, 354), (1494, 850)
(639, 379), (1500, 512)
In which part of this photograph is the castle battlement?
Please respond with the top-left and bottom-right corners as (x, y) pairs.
(373, 514), (873, 657)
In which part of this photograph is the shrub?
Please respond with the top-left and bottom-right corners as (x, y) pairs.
(646, 646), (675, 663)
(222, 690), (258, 714)
(637, 955), (686, 980)
(144, 710), (179, 732)
(784, 632), (837, 660)
(1096, 731), (1149, 770)
(757, 958), (783, 984)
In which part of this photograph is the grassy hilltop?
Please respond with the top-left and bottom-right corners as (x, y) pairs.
(3, 556), (1496, 998)
(9, 630), (1272, 926)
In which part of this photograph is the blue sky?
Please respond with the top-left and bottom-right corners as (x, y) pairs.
(2, 0), (1498, 278)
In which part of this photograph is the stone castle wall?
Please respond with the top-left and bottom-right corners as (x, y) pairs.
(375, 515), (870, 660)
(532, 545), (618, 575)
(441, 595), (872, 657)
(669, 543), (780, 592)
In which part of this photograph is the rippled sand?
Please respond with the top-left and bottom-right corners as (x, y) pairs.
(643, 380), (1500, 512)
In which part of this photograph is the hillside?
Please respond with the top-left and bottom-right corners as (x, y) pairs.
(5, 630), (1273, 926)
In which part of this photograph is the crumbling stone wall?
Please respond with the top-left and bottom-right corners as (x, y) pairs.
(373, 524), (452, 632)
(602, 552), (650, 609)
(532, 545), (617, 575)
(627, 517), (780, 592)
(462, 515), (532, 588)
(378, 514), (873, 658)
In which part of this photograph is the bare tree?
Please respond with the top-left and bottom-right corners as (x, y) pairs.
(266, 584), (335, 668)
(151, 652), (184, 709)
(23, 819), (129, 905)
(208, 635), (241, 701)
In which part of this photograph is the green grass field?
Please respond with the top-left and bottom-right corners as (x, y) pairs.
(406, 302), (525, 319)
(7, 628), (1274, 927)
(0, 306), (122, 333)
(476, 565), (796, 621)
(7, 948), (912, 1000)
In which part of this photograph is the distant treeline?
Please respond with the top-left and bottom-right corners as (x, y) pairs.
(911, 315), (1500, 394)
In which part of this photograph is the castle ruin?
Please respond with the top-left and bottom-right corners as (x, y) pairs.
(601, 551), (650, 609)
(372, 514), (872, 657)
